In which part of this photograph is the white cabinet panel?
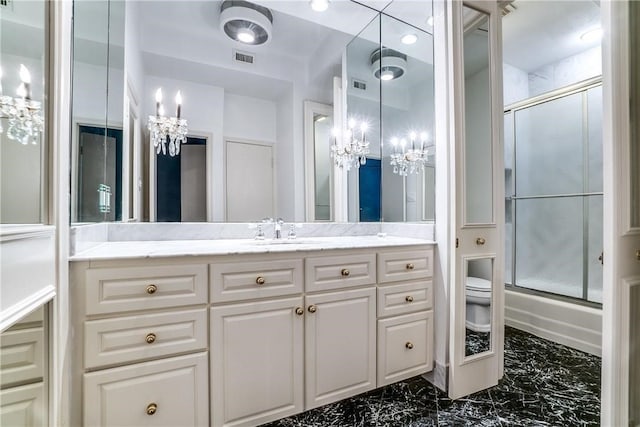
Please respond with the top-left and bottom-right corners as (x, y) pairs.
(210, 259), (303, 302)
(0, 382), (45, 427)
(85, 264), (207, 315)
(83, 352), (208, 427)
(211, 297), (304, 427)
(377, 280), (432, 318)
(0, 327), (44, 387)
(305, 253), (376, 292)
(377, 311), (433, 386)
(84, 308), (207, 369)
(305, 287), (376, 409)
(377, 250), (433, 284)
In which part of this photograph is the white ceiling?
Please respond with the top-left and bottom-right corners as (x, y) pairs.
(502, 0), (601, 73)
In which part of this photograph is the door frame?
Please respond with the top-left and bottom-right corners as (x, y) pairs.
(223, 138), (276, 222)
(149, 130), (212, 222)
(601, 0), (640, 424)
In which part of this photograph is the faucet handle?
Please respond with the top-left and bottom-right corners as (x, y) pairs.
(288, 224), (297, 240)
(249, 223), (266, 240)
(276, 217), (284, 225)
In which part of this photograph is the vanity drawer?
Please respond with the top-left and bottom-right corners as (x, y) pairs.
(377, 311), (433, 387)
(377, 249), (433, 284)
(377, 280), (432, 317)
(85, 264), (208, 315)
(0, 327), (45, 387)
(84, 308), (207, 369)
(84, 352), (208, 427)
(210, 259), (303, 302)
(0, 382), (45, 427)
(305, 253), (376, 292)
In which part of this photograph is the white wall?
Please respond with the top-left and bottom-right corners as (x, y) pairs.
(529, 46), (601, 96)
(224, 93), (276, 142)
(503, 63), (529, 106)
(73, 62), (123, 125)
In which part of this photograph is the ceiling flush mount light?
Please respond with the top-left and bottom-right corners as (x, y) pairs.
(401, 33), (418, 45)
(0, 64), (44, 144)
(370, 48), (408, 81)
(310, 0), (329, 12)
(580, 27), (603, 43)
(220, 0), (273, 46)
(148, 88), (188, 156)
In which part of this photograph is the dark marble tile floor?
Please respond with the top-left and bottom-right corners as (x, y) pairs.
(262, 326), (601, 426)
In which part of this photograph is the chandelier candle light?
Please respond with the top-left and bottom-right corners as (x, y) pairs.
(330, 118), (370, 170)
(148, 88), (188, 156)
(0, 64), (44, 144)
(390, 131), (432, 176)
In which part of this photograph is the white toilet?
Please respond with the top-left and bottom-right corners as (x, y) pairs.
(465, 276), (492, 333)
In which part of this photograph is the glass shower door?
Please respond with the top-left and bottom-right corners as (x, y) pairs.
(508, 84), (603, 303)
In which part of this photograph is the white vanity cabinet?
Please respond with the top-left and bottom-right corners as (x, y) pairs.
(0, 309), (46, 427)
(376, 250), (434, 386)
(71, 242), (434, 427)
(71, 261), (209, 427)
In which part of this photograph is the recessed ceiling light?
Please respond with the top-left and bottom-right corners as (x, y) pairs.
(426, 16), (434, 27)
(310, 0), (329, 12)
(401, 33), (418, 45)
(237, 28), (256, 44)
(580, 27), (603, 43)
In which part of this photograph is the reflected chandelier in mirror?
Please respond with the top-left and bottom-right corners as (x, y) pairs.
(148, 88), (188, 156)
(0, 64), (44, 145)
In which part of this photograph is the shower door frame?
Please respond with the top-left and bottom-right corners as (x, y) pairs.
(504, 76), (603, 306)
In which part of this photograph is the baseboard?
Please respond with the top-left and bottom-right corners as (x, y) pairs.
(505, 290), (602, 356)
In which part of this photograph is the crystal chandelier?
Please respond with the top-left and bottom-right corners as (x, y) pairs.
(0, 65), (44, 145)
(148, 88), (188, 156)
(330, 118), (370, 170)
(390, 131), (433, 176)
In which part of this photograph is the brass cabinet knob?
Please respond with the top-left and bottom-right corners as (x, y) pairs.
(146, 403), (157, 415)
(476, 237), (486, 245)
(146, 284), (157, 295)
(405, 342), (414, 350)
(406, 263), (415, 270)
(405, 295), (414, 303)
(341, 269), (350, 277)
(295, 307), (304, 316)
(256, 276), (266, 285)
(636, 249), (640, 261)
(146, 333), (156, 344)
(308, 305), (317, 313)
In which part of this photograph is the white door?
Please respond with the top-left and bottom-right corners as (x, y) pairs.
(304, 287), (376, 410)
(225, 140), (274, 222)
(448, 0), (505, 399)
(211, 297), (304, 427)
(602, 1), (640, 424)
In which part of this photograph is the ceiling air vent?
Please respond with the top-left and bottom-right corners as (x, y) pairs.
(234, 50), (255, 64)
(1, 0), (13, 9)
(352, 79), (367, 91)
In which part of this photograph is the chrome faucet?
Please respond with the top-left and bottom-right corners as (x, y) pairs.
(261, 217), (284, 239)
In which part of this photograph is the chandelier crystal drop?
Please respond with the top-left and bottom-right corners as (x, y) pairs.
(148, 88), (188, 156)
(330, 119), (370, 171)
(0, 65), (44, 145)
(389, 131), (433, 176)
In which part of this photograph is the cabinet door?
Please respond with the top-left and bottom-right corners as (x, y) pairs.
(83, 353), (208, 427)
(211, 297), (304, 427)
(305, 287), (376, 410)
(0, 382), (45, 427)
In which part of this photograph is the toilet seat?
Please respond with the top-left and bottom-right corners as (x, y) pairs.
(466, 276), (491, 305)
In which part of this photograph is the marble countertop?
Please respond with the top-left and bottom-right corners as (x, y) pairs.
(70, 235), (435, 261)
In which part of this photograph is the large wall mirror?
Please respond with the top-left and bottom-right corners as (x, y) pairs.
(70, 0), (435, 225)
(1, 0), (48, 224)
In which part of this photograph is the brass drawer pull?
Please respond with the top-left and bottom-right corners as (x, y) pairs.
(308, 305), (317, 313)
(341, 269), (350, 277)
(256, 276), (266, 285)
(405, 295), (414, 303)
(476, 237), (486, 245)
(146, 403), (157, 415)
(146, 333), (156, 344)
(146, 284), (157, 295)
(636, 249), (640, 261)
(406, 263), (415, 270)
(405, 342), (414, 350)
(295, 307), (304, 316)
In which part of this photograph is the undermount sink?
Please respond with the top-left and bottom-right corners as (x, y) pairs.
(248, 238), (320, 246)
